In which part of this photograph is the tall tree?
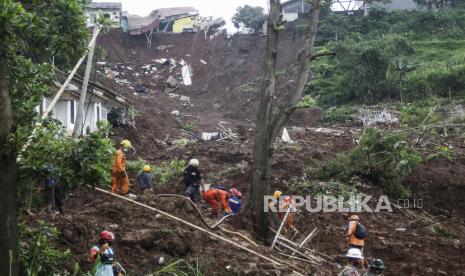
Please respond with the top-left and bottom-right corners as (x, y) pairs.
(250, 0), (324, 241)
(232, 5), (266, 33)
(0, 1), (87, 274)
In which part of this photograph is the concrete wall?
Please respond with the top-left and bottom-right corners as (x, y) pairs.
(173, 16), (197, 33)
(86, 8), (121, 24)
(38, 97), (108, 136)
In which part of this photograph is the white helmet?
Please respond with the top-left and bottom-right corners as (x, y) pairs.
(346, 248), (363, 259)
(189, 159), (199, 167)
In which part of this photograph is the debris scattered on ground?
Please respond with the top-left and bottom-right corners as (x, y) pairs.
(306, 127), (345, 137)
(357, 108), (399, 126)
(281, 127), (293, 143)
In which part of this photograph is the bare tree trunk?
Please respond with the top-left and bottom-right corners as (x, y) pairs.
(250, 0), (322, 241)
(269, 1), (322, 138)
(250, 0), (281, 241)
(0, 51), (19, 275)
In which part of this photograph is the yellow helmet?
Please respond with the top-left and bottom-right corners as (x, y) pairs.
(143, 165), (151, 172)
(120, 139), (132, 149)
(274, 191), (283, 199)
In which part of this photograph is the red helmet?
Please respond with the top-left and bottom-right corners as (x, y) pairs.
(99, 230), (115, 241)
(229, 188), (242, 198)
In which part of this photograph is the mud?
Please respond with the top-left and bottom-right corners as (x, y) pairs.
(26, 25), (465, 275)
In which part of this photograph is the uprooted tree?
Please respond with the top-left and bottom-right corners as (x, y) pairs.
(250, 0), (325, 241)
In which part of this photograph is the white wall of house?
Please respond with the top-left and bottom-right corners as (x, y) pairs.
(37, 97), (109, 136)
(86, 9), (121, 24)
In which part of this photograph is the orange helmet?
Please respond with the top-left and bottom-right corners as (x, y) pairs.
(349, 214), (360, 221)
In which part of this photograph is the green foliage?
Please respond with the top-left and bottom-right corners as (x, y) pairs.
(72, 121), (115, 187)
(127, 158), (186, 186)
(290, 177), (360, 200)
(19, 221), (71, 276)
(296, 95), (317, 108)
(17, 121), (115, 208)
(312, 128), (421, 198)
(232, 5), (266, 32)
(182, 122), (194, 131)
(399, 103), (439, 127)
(312, 8), (465, 106)
(323, 106), (358, 123)
(153, 158), (186, 185)
(427, 146), (453, 161)
(148, 259), (205, 276)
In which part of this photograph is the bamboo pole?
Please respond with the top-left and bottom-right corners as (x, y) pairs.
(17, 28), (101, 162)
(93, 187), (305, 275)
(271, 204), (292, 249)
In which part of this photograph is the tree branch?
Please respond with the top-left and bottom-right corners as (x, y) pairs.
(311, 52), (336, 60)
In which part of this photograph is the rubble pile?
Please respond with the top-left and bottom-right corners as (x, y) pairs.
(96, 57), (192, 94)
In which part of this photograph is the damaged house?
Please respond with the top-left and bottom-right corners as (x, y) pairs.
(121, 6), (199, 35)
(86, 2), (122, 26)
(37, 70), (131, 135)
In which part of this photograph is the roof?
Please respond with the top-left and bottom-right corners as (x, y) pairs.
(54, 70), (131, 108)
(87, 2), (122, 10)
(156, 7), (198, 20)
(122, 12), (160, 35)
(281, 0), (303, 7)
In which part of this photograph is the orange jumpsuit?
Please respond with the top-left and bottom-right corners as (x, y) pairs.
(202, 189), (231, 214)
(278, 196), (295, 231)
(112, 149), (129, 194)
(347, 220), (364, 247)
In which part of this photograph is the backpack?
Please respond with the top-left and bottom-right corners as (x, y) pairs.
(354, 221), (367, 240)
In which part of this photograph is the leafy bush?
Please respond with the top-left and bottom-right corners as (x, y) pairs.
(290, 177), (359, 200)
(127, 158), (186, 186)
(323, 106), (358, 123)
(17, 120), (115, 208)
(427, 146), (453, 161)
(153, 158), (186, 185)
(19, 222), (71, 276)
(296, 95), (317, 108)
(73, 121), (115, 188)
(312, 128), (421, 198)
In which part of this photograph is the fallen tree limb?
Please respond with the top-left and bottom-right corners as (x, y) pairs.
(92, 188), (308, 274)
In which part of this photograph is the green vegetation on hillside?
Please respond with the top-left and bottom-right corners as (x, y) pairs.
(311, 8), (465, 106)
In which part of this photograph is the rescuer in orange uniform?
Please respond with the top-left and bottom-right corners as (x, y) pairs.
(270, 191), (298, 234)
(202, 187), (232, 216)
(112, 140), (132, 195)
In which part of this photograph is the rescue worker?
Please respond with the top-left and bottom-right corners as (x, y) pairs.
(202, 187), (232, 216)
(183, 159), (202, 202)
(270, 191), (298, 234)
(42, 164), (64, 215)
(89, 230), (125, 276)
(339, 247), (364, 276)
(364, 259), (386, 276)
(138, 165), (153, 193)
(112, 140), (131, 195)
(228, 188), (242, 214)
(346, 214), (366, 270)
